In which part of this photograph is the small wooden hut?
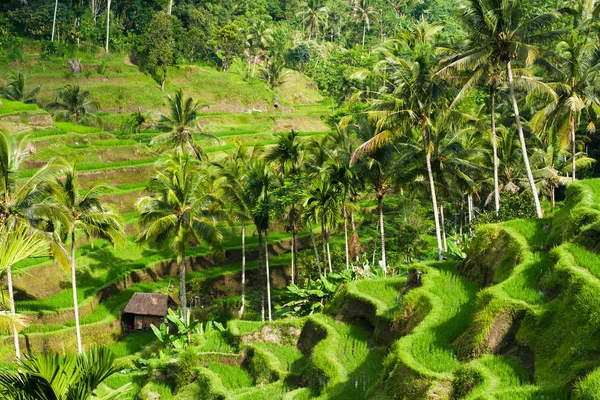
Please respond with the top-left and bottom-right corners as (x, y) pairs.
(121, 292), (177, 330)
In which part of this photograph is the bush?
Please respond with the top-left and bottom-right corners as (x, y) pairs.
(473, 191), (536, 227)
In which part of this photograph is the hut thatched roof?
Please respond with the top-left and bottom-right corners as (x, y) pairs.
(122, 293), (175, 317)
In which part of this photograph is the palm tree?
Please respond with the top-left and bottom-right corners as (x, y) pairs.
(0, 73), (40, 104)
(259, 57), (290, 88)
(304, 177), (341, 274)
(136, 153), (222, 321)
(351, 116), (392, 273)
(0, 347), (130, 400)
(297, 0), (328, 41)
(531, 4), (600, 182)
(0, 131), (64, 359)
(212, 142), (261, 318)
(451, 0), (561, 218)
(47, 164), (123, 355)
(151, 89), (216, 161)
(105, 0), (112, 53)
(0, 221), (47, 358)
(244, 159), (274, 321)
(47, 85), (102, 126)
(247, 20), (273, 76)
(354, 0), (377, 48)
(352, 22), (448, 260)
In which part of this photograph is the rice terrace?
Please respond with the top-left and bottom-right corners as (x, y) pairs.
(3, 0), (600, 399)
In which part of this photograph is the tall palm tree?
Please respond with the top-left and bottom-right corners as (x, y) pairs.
(47, 164), (123, 355)
(212, 142), (261, 318)
(352, 22), (448, 260)
(105, 0), (111, 53)
(0, 347), (130, 400)
(0, 221), (47, 358)
(136, 153), (222, 321)
(351, 117), (393, 273)
(0, 73), (40, 104)
(304, 177), (341, 274)
(245, 159), (274, 321)
(531, 6), (600, 182)
(297, 0), (328, 41)
(266, 131), (304, 284)
(151, 89), (216, 161)
(0, 131), (64, 359)
(51, 0), (58, 42)
(47, 85), (102, 126)
(247, 20), (273, 76)
(450, 0), (561, 218)
(354, 0), (377, 48)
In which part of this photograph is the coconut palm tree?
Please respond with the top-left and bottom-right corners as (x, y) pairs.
(47, 85), (103, 126)
(304, 177), (341, 274)
(247, 20), (273, 76)
(351, 116), (393, 273)
(352, 22), (448, 260)
(0, 221), (47, 358)
(531, 12), (600, 182)
(212, 142), (261, 318)
(136, 153), (222, 321)
(297, 0), (328, 41)
(0, 131), (65, 359)
(46, 164), (123, 355)
(0, 73), (40, 104)
(244, 159), (275, 321)
(450, 0), (561, 218)
(51, 0), (58, 42)
(0, 346), (130, 400)
(259, 57), (290, 89)
(354, 0), (377, 48)
(151, 89), (216, 161)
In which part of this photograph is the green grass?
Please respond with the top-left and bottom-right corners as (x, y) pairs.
(0, 99), (40, 115)
(205, 362), (254, 390)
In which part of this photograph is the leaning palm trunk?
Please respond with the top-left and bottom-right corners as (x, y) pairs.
(309, 224), (321, 275)
(168, 0), (173, 14)
(51, 0), (58, 42)
(238, 222), (246, 319)
(506, 61), (543, 218)
(440, 205), (447, 252)
(343, 207), (349, 270)
(105, 0), (111, 53)
(570, 113), (576, 182)
(264, 232), (272, 322)
(179, 245), (187, 321)
(425, 136), (443, 260)
(468, 194), (473, 223)
(7, 267), (19, 359)
(326, 236), (332, 274)
(71, 232), (83, 355)
(377, 194), (386, 274)
(491, 84), (500, 214)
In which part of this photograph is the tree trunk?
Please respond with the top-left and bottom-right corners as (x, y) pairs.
(343, 206), (349, 270)
(309, 224), (321, 275)
(440, 205), (447, 252)
(259, 231), (264, 322)
(490, 84), (500, 214)
(506, 60), (543, 218)
(425, 139), (443, 260)
(551, 186), (555, 209)
(92, 0), (96, 26)
(570, 113), (576, 182)
(468, 194), (473, 223)
(459, 197), (464, 237)
(238, 221), (246, 319)
(105, 0), (111, 53)
(264, 232), (272, 322)
(362, 24), (366, 49)
(168, 0), (173, 14)
(161, 79), (165, 92)
(179, 245), (187, 321)
(377, 194), (386, 274)
(351, 212), (359, 262)
(326, 237), (332, 274)
(290, 229), (295, 285)
(7, 266), (19, 359)
(51, 0), (58, 42)
(71, 231), (83, 355)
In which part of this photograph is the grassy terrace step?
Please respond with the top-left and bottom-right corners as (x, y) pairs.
(373, 262), (476, 399)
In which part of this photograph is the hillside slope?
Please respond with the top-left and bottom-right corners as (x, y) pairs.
(117, 179), (600, 399)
